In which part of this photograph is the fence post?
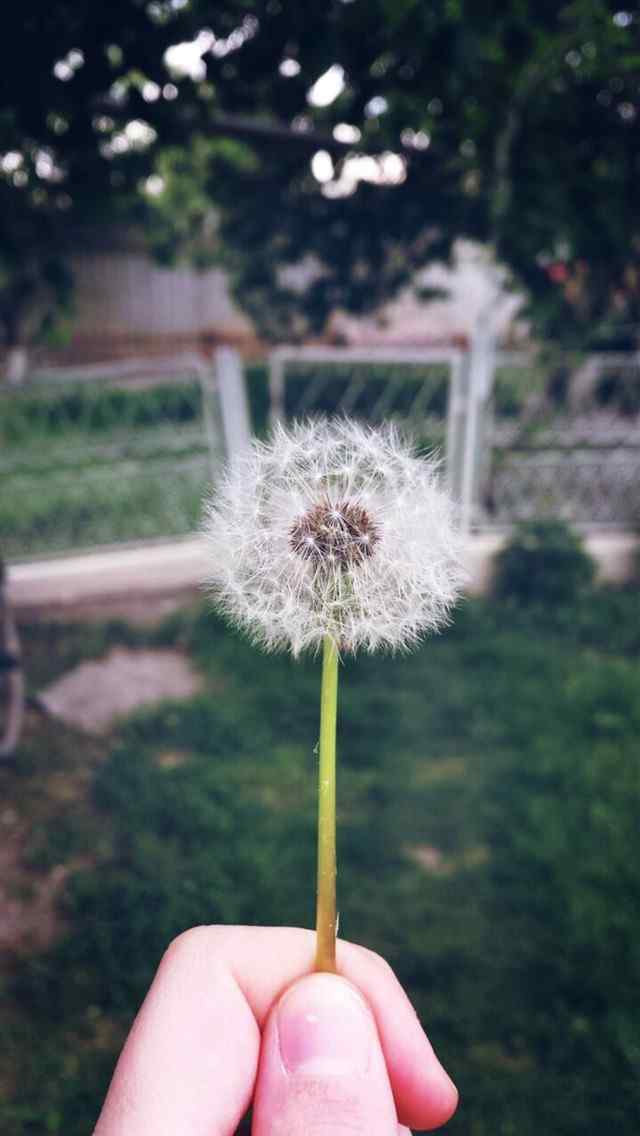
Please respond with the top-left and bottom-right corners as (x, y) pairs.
(445, 351), (470, 502)
(459, 328), (497, 532)
(0, 561), (24, 759)
(199, 362), (225, 484)
(215, 346), (252, 460)
(268, 349), (286, 426)
(5, 346), (29, 385)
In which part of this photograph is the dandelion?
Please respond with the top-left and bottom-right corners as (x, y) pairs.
(203, 418), (466, 970)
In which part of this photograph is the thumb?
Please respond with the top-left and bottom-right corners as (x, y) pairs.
(252, 972), (404, 1136)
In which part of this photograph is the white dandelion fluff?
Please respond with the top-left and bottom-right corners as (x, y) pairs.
(203, 418), (466, 656)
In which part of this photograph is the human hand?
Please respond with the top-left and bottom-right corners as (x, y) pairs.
(94, 925), (458, 1135)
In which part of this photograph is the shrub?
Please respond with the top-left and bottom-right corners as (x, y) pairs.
(493, 520), (596, 607)
(1, 381), (202, 446)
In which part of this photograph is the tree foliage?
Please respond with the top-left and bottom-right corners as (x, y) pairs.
(1, 1), (639, 351)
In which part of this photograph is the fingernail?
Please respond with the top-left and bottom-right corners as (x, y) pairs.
(277, 973), (372, 1077)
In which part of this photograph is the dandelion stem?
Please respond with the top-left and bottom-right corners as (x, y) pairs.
(315, 635), (339, 972)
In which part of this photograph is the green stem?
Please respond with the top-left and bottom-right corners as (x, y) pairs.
(315, 635), (339, 972)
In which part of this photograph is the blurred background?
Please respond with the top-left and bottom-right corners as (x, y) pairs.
(1, 2), (639, 1132)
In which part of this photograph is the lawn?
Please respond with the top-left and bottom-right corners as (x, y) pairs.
(0, 379), (214, 559)
(2, 583), (639, 1134)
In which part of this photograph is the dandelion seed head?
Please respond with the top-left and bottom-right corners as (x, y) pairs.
(289, 498), (380, 568)
(202, 418), (467, 656)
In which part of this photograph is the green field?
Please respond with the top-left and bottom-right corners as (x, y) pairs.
(2, 579), (639, 1134)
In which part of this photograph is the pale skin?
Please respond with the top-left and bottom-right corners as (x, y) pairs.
(95, 925), (458, 1136)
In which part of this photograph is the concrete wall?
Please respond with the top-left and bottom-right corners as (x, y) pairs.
(69, 252), (252, 340)
(30, 239), (524, 366)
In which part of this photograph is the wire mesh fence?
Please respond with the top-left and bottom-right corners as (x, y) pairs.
(267, 347), (467, 508)
(1, 358), (222, 559)
(268, 345), (640, 529)
(268, 347), (460, 447)
(2, 345), (638, 561)
(484, 352), (640, 527)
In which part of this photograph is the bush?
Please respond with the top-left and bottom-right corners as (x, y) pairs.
(493, 520), (596, 607)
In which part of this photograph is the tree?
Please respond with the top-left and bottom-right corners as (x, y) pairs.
(1, 1), (639, 371)
(0, 2), (200, 376)
(168, 0), (640, 344)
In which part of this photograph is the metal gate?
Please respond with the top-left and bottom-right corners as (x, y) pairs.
(267, 342), (640, 531)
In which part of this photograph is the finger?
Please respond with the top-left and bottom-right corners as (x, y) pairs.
(95, 925), (457, 1135)
(200, 925), (457, 1130)
(338, 939), (458, 1130)
(94, 937), (260, 1135)
(252, 973), (398, 1136)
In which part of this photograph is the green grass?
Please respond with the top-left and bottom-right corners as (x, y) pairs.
(0, 378), (219, 559)
(2, 456), (209, 558)
(2, 585), (639, 1134)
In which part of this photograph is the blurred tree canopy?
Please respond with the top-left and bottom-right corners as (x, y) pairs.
(1, 0), (639, 355)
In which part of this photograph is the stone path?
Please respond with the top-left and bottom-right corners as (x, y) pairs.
(40, 646), (202, 734)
